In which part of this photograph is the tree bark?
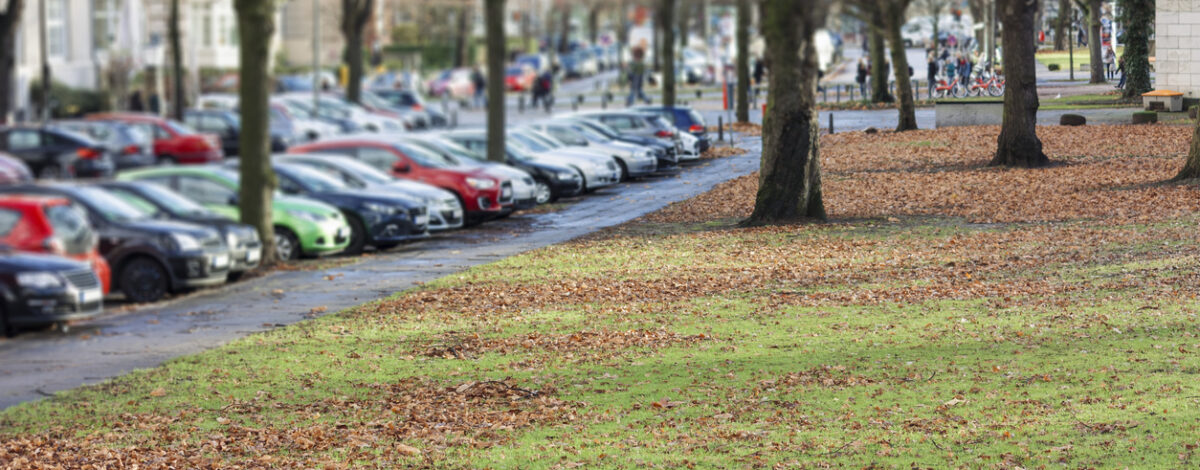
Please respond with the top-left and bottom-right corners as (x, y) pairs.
(558, 5), (571, 54)
(169, 0), (185, 120)
(884, 0), (917, 131)
(697, 0), (707, 39)
(659, 0), (676, 107)
(616, 0), (627, 72)
(992, 0), (1049, 168)
(0, 0), (23, 124)
(743, 0), (827, 225)
(453, 5), (470, 67)
(1083, 0), (1104, 83)
(1174, 110), (1200, 180)
(588, 4), (599, 46)
(735, 0), (749, 123)
(341, 0), (373, 104)
(1118, 0), (1151, 99)
(967, 0), (986, 48)
(1054, 0), (1069, 50)
(234, 0), (278, 264)
(486, 0), (506, 164)
(867, 16), (891, 103)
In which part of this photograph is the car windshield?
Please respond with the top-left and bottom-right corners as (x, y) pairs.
(430, 138), (483, 162)
(318, 158), (394, 186)
(570, 124), (610, 142)
(137, 183), (219, 217)
(394, 142), (457, 168)
(574, 119), (621, 139)
(509, 132), (552, 153)
(280, 100), (315, 118)
(60, 122), (110, 141)
(358, 91), (393, 109)
(524, 130), (566, 149)
(282, 165), (348, 191)
(268, 107), (289, 123)
(316, 99), (352, 118)
(506, 140), (538, 161)
(164, 120), (196, 136)
(374, 90), (419, 107)
(45, 204), (93, 255)
(74, 186), (150, 222)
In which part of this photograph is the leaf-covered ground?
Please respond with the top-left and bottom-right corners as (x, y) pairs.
(4, 124), (1200, 469)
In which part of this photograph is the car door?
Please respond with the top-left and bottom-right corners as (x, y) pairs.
(2, 129), (49, 174)
(356, 145), (414, 180)
(177, 175), (238, 207)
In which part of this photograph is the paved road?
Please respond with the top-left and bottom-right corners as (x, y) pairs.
(0, 141), (763, 410)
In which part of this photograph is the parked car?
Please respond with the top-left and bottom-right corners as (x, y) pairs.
(504, 65), (536, 92)
(273, 97), (360, 135)
(572, 111), (685, 158)
(0, 195), (111, 293)
(0, 183), (231, 303)
(350, 90), (430, 130)
(291, 136), (513, 225)
(0, 152), (33, 184)
(0, 126), (115, 179)
(97, 181), (262, 277)
(528, 121), (658, 181)
(633, 106), (711, 152)
(0, 251), (102, 336)
(86, 113), (224, 165)
(228, 160), (429, 254)
(184, 109), (293, 156)
(441, 131), (584, 204)
(567, 116), (680, 170)
(507, 129), (621, 192)
(400, 136), (539, 211)
(277, 93), (404, 134)
(52, 120), (157, 170)
(116, 166), (351, 261)
(370, 89), (448, 127)
(276, 154), (464, 232)
(425, 68), (476, 100)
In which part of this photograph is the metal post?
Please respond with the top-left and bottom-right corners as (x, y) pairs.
(1069, 5), (1075, 81)
(450, 109), (458, 128)
(39, 0), (50, 122)
(828, 112), (833, 134)
(823, 88), (828, 103)
(718, 116), (723, 142)
(312, 0), (320, 113)
(836, 86), (841, 103)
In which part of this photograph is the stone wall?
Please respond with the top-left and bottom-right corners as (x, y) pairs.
(1156, 0), (1200, 98)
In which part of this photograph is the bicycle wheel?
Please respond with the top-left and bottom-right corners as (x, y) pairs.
(952, 84), (968, 98)
(988, 82), (1004, 97)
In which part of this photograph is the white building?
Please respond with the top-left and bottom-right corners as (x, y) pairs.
(1155, 0), (1200, 99)
(11, 0), (101, 119)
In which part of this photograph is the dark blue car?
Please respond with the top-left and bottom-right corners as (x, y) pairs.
(634, 106), (711, 153)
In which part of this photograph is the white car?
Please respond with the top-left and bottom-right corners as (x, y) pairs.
(527, 122), (658, 180)
(509, 129), (621, 192)
(277, 93), (405, 134)
(677, 131), (701, 161)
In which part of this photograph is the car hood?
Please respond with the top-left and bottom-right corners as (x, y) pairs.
(0, 252), (89, 273)
(455, 161), (532, 182)
(119, 218), (219, 239)
(275, 194), (343, 215)
(317, 189), (424, 210)
(382, 180), (457, 201)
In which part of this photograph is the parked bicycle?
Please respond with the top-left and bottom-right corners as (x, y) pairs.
(966, 68), (1005, 97)
(932, 76), (967, 99)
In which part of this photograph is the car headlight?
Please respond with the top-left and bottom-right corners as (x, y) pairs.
(16, 272), (65, 289)
(225, 230), (239, 249)
(465, 177), (497, 190)
(171, 233), (201, 251)
(363, 202), (399, 215)
(287, 209), (327, 222)
(556, 171), (577, 180)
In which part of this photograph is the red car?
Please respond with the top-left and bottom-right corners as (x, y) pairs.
(505, 66), (535, 91)
(290, 137), (513, 223)
(86, 113), (223, 165)
(0, 195), (112, 293)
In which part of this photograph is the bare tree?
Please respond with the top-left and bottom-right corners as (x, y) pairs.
(341, 0), (374, 103)
(1118, 0), (1152, 99)
(486, 0), (506, 164)
(912, 0), (950, 48)
(1053, 0), (1068, 50)
(882, 0), (917, 131)
(0, 0), (23, 123)
(453, 5), (470, 68)
(1175, 107), (1200, 181)
(735, 0), (749, 123)
(743, 0), (830, 225)
(991, 0), (1048, 168)
(234, 0), (278, 263)
(658, 0), (676, 107)
(169, 0), (185, 120)
(1075, 0), (1104, 83)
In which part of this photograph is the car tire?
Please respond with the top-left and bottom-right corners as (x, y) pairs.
(227, 271), (245, 282)
(119, 256), (169, 303)
(343, 212), (367, 255)
(274, 226), (301, 262)
(375, 242), (402, 251)
(534, 179), (554, 204)
(615, 160), (630, 182)
(571, 166), (588, 193)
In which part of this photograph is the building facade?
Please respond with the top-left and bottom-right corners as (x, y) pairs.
(1155, 0), (1200, 98)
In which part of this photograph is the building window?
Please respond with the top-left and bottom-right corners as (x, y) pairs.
(203, 13), (212, 46)
(217, 16), (226, 45)
(46, 0), (67, 58)
(93, 0), (119, 50)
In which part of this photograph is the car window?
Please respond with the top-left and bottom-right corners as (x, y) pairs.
(356, 147), (401, 172)
(282, 165), (347, 191)
(107, 187), (163, 215)
(599, 116), (634, 130)
(133, 182), (218, 217)
(687, 109), (706, 127)
(6, 130), (42, 150)
(0, 208), (19, 236)
(178, 176), (236, 205)
(300, 161), (363, 188)
(163, 120), (197, 136)
(393, 143), (453, 168)
(74, 187), (150, 222)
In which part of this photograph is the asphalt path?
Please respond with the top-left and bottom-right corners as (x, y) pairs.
(0, 139), (763, 410)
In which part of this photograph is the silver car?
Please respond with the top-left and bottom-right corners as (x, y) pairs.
(275, 154), (464, 231)
(528, 121), (658, 180)
(508, 129), (621, 192)
(401, 136), (540, 210)
(571, 111), (684, 157)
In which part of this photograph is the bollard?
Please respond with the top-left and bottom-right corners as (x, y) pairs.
(450, 109), (458, 129)
(718, 116), (724, 142)
(577, 94), (584, 104)
(518, 95), (525, 113)
(828, 112), (834, 134)
(696, 89), (702, 99)
(823, 88), (828, 103)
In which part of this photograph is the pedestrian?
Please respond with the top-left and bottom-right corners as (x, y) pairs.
(945, 54), (957, 85)
(533, 69), (554, 111)
(1116, 55), (1126, 89)
(958, 53), (972, 84)
(129, 90), (144, 112)
(470, 66), (486, 109)
(926, 51), (938, 95)
(626, 47), (650, 106)
(1103, 47), (1116, 80)
(753, 57), (765, 85)
(856, 58), (869, 97)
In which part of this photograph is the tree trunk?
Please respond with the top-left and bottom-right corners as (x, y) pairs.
(1054, 0), (1068, 50)
(697, 0), (707, 39)
(677, 0), (689, 51)
(341, 0), (373, 104)
(1175, 111), (1200, 180)
(992, 0), (1049, 168)
(659, 0), (676, 107)
(453, 5), (470, 67)
(521, 10), (532, 53)
(743, 0), (826, 225)
(0, 0), (23, 124)
(1118, 0), (1152, 99)
(169, 0), (185, 120)
(617, 0), (627, 72)
(486, 0), (506, 164)
(735, 0), (749, 123)
(234, 0), (278, 264)
(558, 5), (571, 54)
(868, 18), (891, 103)
(1085, 0), (1103, 83)
(588, 5), (599, 46)
(884, 1), (917, 131)
(968, 0), (986, 48)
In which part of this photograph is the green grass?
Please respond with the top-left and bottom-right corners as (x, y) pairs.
(1035, 48), (1123, 71)
(5, 215), (1200, 466)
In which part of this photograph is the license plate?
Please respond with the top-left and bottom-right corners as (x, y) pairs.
(415, 214), (429, 226)
(79, 288), (102, 304)
(245, 248), (261, 263)
(212, 254), (230, 269)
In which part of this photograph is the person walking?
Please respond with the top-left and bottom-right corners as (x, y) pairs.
(1103, 47), (1116, 80)
(626, 47), (650, 106)
(958, 53), (972, 85)
(1116, 55), (1127, 89)
(926, 51), (939, 95)
(533, 69), (554, 111)
(470, 66), (487, 109)
(753, 57), (765, 85)
(856, 58), (869, 98)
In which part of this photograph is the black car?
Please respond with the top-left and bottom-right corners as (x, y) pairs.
(0, 251), (102, 336)
(184, 109), (292, 156)
(442, 131), (584, 204)
(0, 126), (115, 179)
(370, 89), (448, 128)
(228, 161), (429, 254)
(0, 184), (233, 303)
(97, 180), (263, 278)
(567, 118), (679, 171)
(634, 106), (711, 152)
(52, 120), (157, 170)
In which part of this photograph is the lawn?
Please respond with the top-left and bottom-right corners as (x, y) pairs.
(1035, 48), (1122, 71)
(4, 126), (1200, 468)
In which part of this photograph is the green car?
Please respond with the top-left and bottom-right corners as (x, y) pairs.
(116, 166), (352, 261)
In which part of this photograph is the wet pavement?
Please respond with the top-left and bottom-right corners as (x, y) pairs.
(0, 142), (763, 410)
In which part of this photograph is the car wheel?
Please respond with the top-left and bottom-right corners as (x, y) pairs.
(616, 160), (629, 182)
(571, 167), (588, 193)
(274, 227), (301, 262)
(343, 212), (367, 255)
(534, 179), (554, 204)
(120, 256), (169, 303)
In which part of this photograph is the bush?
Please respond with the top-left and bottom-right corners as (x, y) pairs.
(1059, 113), (1086, 126)
(1047, 63), (1061, 71)
(1131, 111), (1158, 125)
(29, 80), (111, 118)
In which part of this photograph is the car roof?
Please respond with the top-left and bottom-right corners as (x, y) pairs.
(87, 112), (164, 122)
